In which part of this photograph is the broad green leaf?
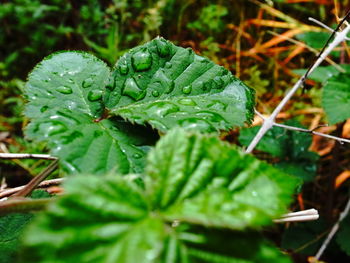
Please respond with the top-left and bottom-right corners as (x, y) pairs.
(322, 73), (350, 124)
(22, 129), (297, 262)
(147, 129), (299, 229)
(0, 190), (50, 263)
(105, 37), (255, 133)
(239, 120), (319, 182)
(24, 51), (157, 174)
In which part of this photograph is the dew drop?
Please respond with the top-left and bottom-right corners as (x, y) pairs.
(213, 76), (224, 89)
(207, 101), (227, 111)
(178, 98), (197, 106)
(118, 61), (129, 75)
(152, 90), (160, 97)
(182, 85), (192, 94)
(87, 90), (103, 101)
(56, 86), (72, 94)
(164, 62), (172, 69)
(82, 78), (94, 88)
(40, 122), (67, 138)
(155, 38), (171, 57)
(179, 118), (214, 132)
(165, 80), (175, 94)
(146, 102), (179, 118)
(40, 105), (49, 113)
(195, 111), (226, 123)
(132, 48), (152, 71)
(148, 119), (168, 131)
(194, 81), (204, 90)
(133, 153), (142, 159)
(122, 77), (146, 101)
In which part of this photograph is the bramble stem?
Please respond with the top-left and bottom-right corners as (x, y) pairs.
(0, 153), (57, 160)
(245, 19), (350, 153)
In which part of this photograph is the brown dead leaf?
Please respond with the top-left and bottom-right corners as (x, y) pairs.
(335, 171), (350, 189)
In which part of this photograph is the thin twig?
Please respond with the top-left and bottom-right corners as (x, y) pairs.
(245, 12), (350, 154)
(309, 17), (350, 41)
(0, 197), (53, 215)
(255, 110), (350, 144)
(315, 197), (350, 260)
(0, 153), (57, 160)
(0, 178), (64, 199)
(12, 159), (59, 197)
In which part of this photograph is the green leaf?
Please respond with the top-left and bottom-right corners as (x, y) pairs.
(0, 213), (33, 263)
(21, 129), (297, 262)
(239, 120), (319, 182)
(337, 215), (350, 256)
(24, 51), (157, 174)
(24, 39), (255, 174)
(147, 129), (299, 229)
(105, 37), (255, 133)
(0, 190), (51, 263)
(322, 73), (350, 124)
(293, 65), (350, 83)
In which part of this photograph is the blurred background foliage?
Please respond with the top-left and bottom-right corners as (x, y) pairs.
(1, 0), (350, 262)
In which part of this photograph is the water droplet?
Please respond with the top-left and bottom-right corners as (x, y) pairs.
(82, 78), (94, 88)
(132, 48), (152, 71)
(182, 85), (192, 94)
(155, 38), (171, 57)
(88, 90), (103, 101)
(118, 60), (129, 75)
(165, 80), (175, 94)
(60, 131), (83, 144)
(178, 98), (197, 106)
(152, 90), (160, 97)
(213, 76), (224, 89)
(133, 153), (142, 159)
(193, 81), (204, 90)
(203, 80), (213, 91)
(146, 102), (179, 118)
(164, 62), (172, 69)
(122, 78), (146, 101)
(207, 101), (227, 111)
(40, 121), (67, 138)
(148, 119), (168, 131)
(195, 111), (226, 123)
(179, 118), (214, 132)
(65, 100), (77, 110)
(106, 82), (115, 91)
(40, 105), (49, 113)
(56, 86), (72, 94)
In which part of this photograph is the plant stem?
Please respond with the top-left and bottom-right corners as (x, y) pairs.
(315, 197), (350, 260)
(0, 153), (57, 160)
(13, 159), (59, 197)
(246, 20), (350, 153)
(0, 178), (64, 199)
(0, 197), (53, 215)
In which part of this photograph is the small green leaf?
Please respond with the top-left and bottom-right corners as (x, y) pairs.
(0, 213), (33, 263)
(322, 73), (350, 124)
(105, 38), (255, 133)
(337, 215), (350, 256)
(293, 65), (350, 83)
(239, 120), (319, 182)
(22, 129), (297, 262)
(24, 52), (157, 174)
